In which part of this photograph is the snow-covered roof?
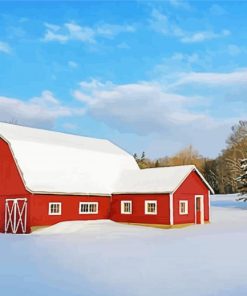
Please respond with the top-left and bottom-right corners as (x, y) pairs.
(0, 123), (213, 196)
(0, 122), (139, 195)
(113, 165), (214, 194)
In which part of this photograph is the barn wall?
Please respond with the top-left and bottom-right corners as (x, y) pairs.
(0, 139), (28, 196)
(110, 194), (170, 225)
(173, 171), (210, 224)
(0, 139), (31, 233)
(29, 194), (111, 227)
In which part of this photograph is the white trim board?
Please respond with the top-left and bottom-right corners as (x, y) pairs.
(169, 193), (174, 225)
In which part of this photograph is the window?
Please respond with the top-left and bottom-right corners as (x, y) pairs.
(179, 200), (188, 215)
(79, 202), (98, 214)
(49, 202), (62, 215)
(145, 200), (157, 215)
(121, 201), (132, 214)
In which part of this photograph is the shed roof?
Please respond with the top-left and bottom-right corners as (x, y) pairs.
(113, 165), (214, 194)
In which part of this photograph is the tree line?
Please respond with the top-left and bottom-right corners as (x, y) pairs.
(134, 120), (247, 196)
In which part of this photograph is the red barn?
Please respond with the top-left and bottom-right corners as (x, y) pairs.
(0, 123), (214, 234)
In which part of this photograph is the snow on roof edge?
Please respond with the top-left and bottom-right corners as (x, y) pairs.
(29, 190), (112, 196)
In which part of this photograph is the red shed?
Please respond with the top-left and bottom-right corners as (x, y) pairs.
(0, 123), (213, 234)
(111, 166), (214, 227)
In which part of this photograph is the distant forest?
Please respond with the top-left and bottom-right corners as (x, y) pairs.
(134, 121), (247, 195)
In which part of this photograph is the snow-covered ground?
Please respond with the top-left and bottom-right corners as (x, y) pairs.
(1, 194), (247, 296)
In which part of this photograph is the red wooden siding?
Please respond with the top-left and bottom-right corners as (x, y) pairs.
(0, 139), (28, 196)
(29, 194), (111, 227)
(173, 170), (210, 224)
(110, 194), (170, 225)
(0, 139), (31, 232)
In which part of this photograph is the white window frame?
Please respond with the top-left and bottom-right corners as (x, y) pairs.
(48, 202), (62, 216)
(145, 200), (157, 215)
(121, 200), (132, 214)
(179, 200), (188, 215)
(79, 202), (98, 214)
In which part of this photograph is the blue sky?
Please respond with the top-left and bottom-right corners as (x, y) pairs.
(0, 0), (246, 158)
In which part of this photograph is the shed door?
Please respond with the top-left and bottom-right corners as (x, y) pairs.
(195, 195), (204, 224)
(5, 198), (28, 234)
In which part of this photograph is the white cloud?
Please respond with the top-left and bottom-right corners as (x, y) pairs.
(227, 44), (244, 56)
(0, 41), (11, 54)
(152, 52), (214, 86)
(149, 9), (230, 43)
(174, 68), (247, 86)
(0, 91), (84, 129)
(65, 23), (95, 43)
(169, 0), (192, 10)
(149, 9), (169, 35)
(117, 42), (130, 49)
(181, 30), (230, 43)
(43, 22), (136, 44)
(72, 77), (245, 157)
(73, 79), (213, 134)
(68, 61), (78, 68)
(43, 30), (68, 43)
(44, 22), (61, 32)
(96, 24), (135, 38)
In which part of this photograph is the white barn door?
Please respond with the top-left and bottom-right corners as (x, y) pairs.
(5, 198), (28, 234)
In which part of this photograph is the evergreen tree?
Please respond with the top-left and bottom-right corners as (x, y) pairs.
(237, 157), (247, 200)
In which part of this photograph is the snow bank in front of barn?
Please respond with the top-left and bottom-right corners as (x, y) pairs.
(33, 220), (135, 235)
(33, 220), (111, 235)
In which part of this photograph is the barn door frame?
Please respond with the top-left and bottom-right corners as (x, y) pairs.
(5, 198), (28, 234)
(195, 195), (204, 224)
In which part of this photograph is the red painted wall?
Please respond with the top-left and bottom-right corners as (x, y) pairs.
(110, 194), (170, 225)
(173, 171), (210, 224)
(0, 139), (31, 232)
(29, 194), (111, 227)
(0, 139), (28, 196)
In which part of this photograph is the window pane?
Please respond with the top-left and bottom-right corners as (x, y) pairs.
(80, 203), (98, 214)
(147, 202), (156, 213)
(50, 203), (60, 214)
